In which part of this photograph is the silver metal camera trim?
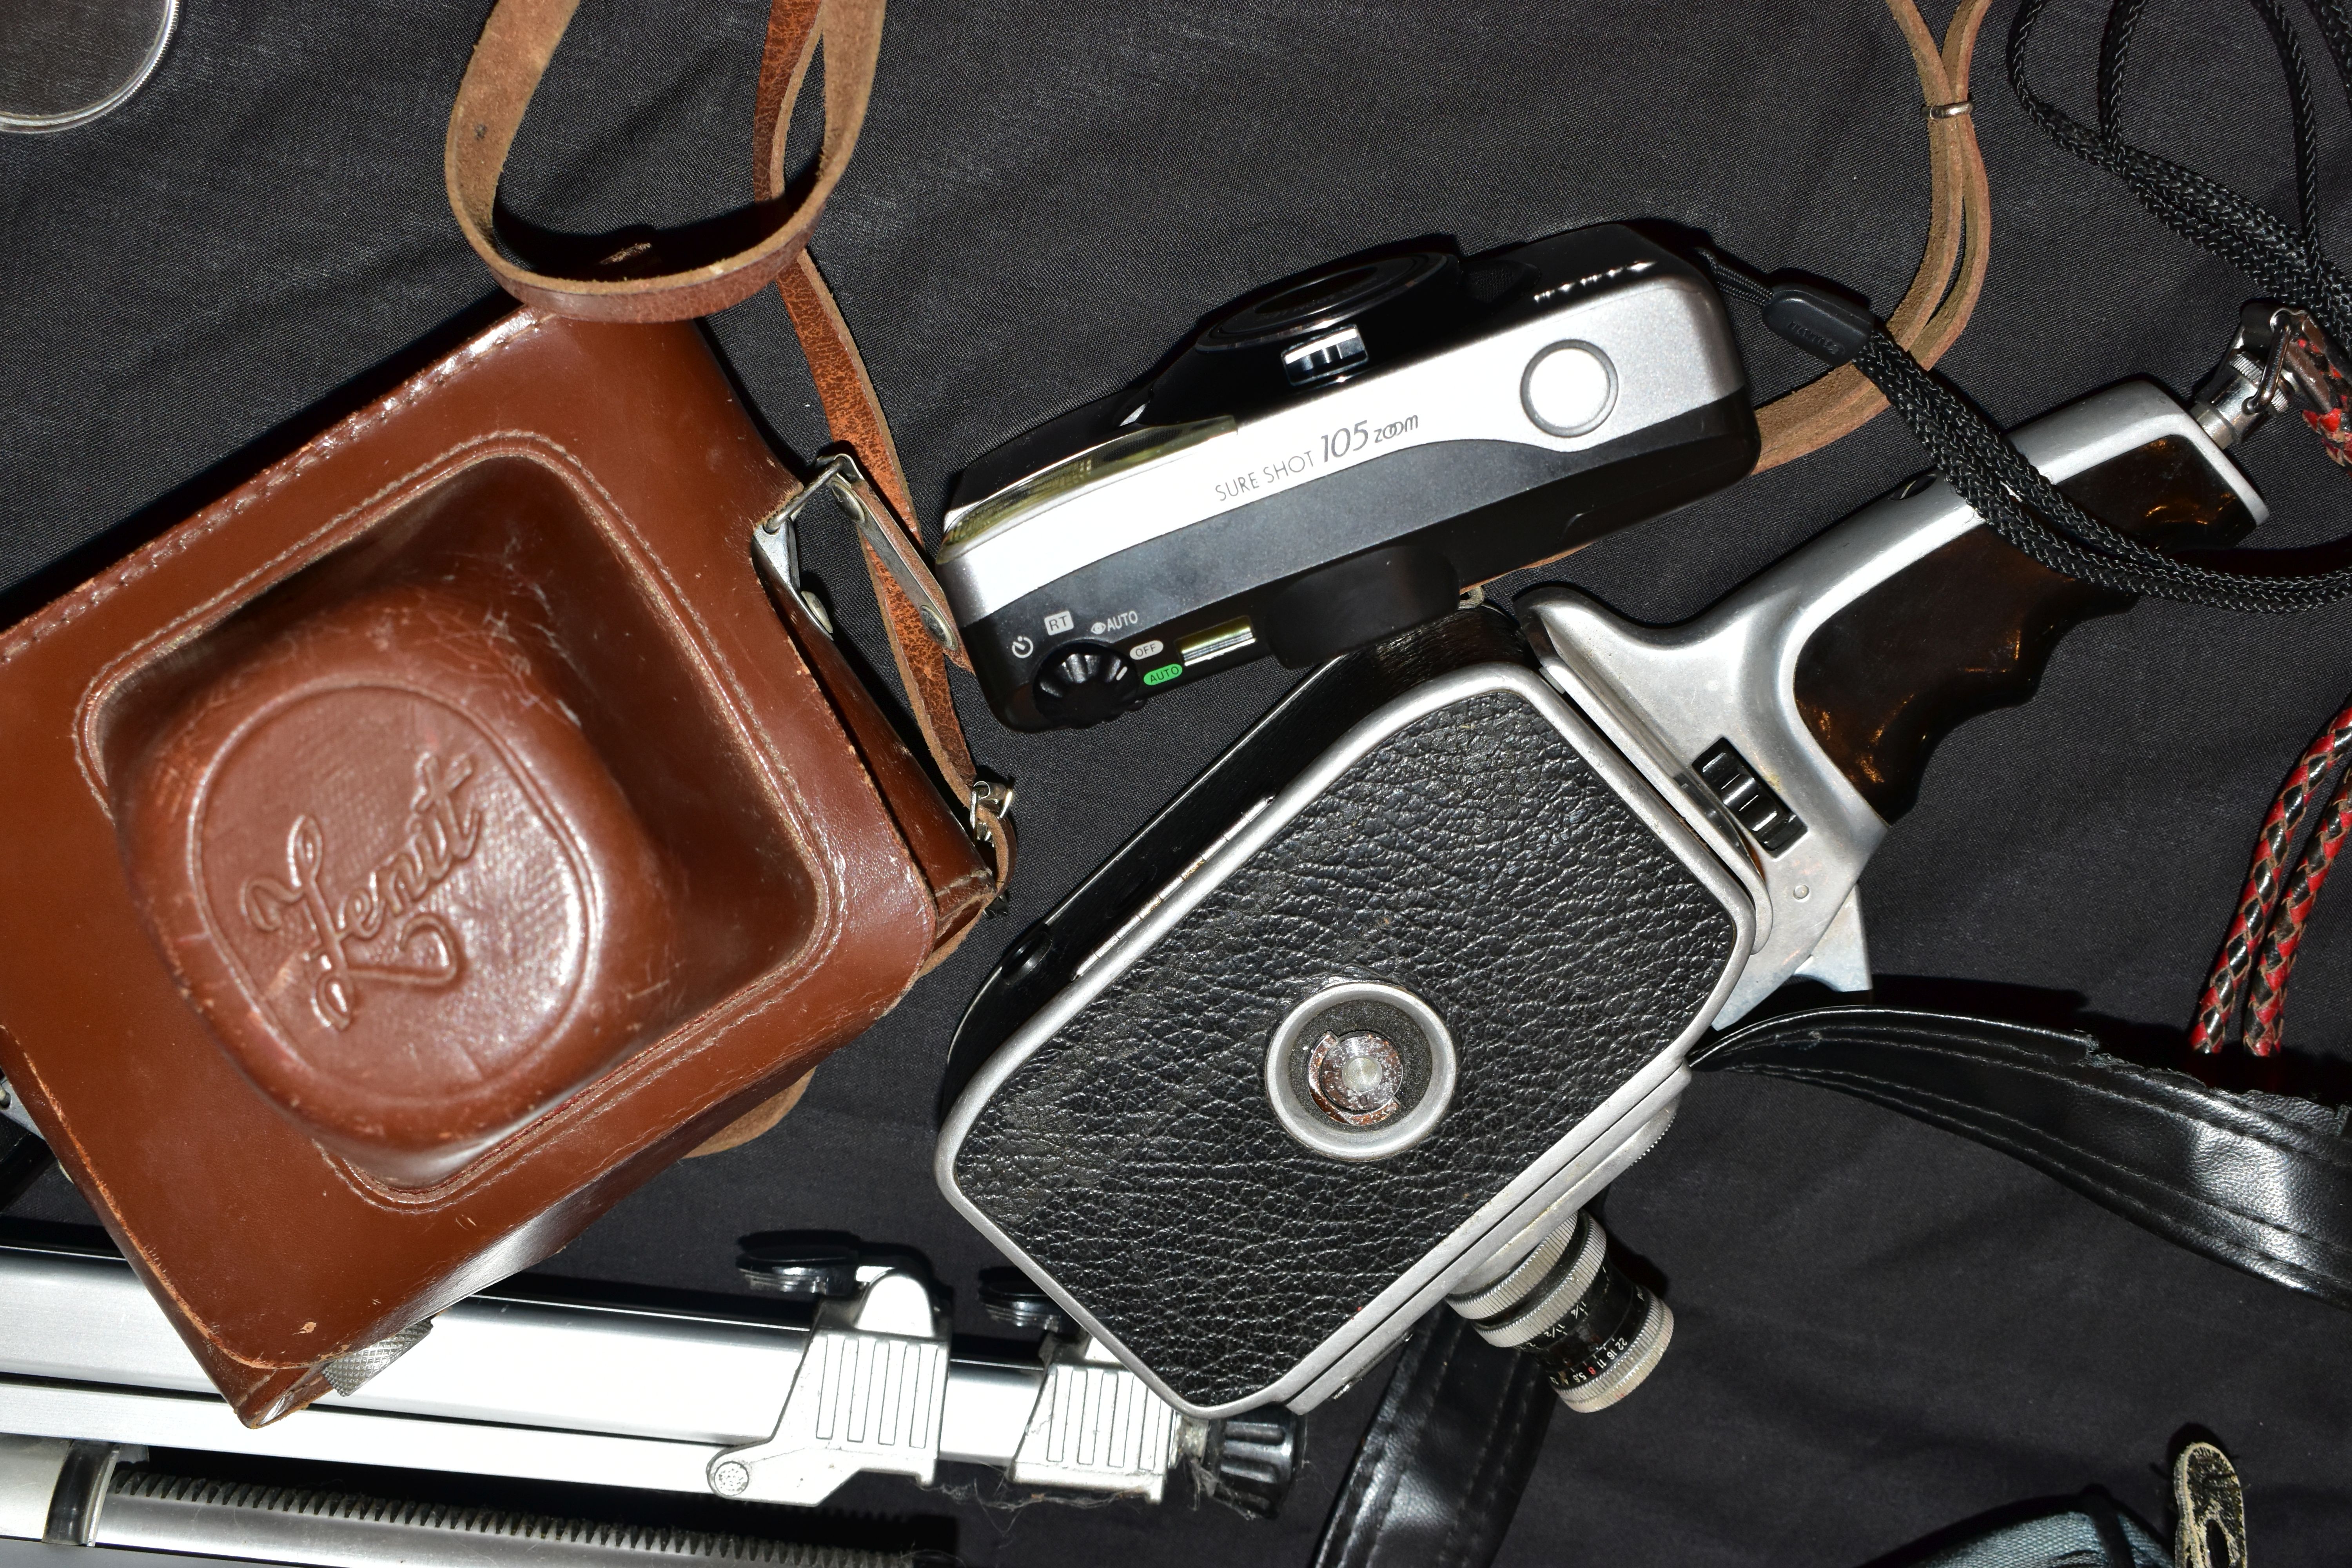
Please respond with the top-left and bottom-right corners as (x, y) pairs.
(935, 272), (1744, 622)
(936, 662), (1754, 1420)
(1521, 379), (2265, 1027)
(1263, 980), (1459, 1160)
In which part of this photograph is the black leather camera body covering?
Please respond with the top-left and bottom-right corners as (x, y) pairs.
(936, 612), (1754, 1417)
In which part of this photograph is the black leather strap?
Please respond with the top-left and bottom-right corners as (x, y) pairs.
(1320, 1007), (2332, 1568)
(1312, 1308), (1555, 1568)
(1697, 1007), (2352, 1309)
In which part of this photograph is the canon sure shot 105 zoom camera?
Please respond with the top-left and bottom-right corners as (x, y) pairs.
(937, 224), (1760, 730)
(935, 378), (2265, 1419)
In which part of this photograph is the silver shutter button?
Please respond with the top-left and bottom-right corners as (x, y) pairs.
(1520, 341), (1618, 437)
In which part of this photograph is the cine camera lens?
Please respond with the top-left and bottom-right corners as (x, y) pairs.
(1448, 1210), (1672, 1413)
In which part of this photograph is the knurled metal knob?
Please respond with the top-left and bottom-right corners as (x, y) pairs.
(1197, 1406), (1303, 1519)
(977, 1266), (1077, 1338)
(736, 1238), (862, 1301)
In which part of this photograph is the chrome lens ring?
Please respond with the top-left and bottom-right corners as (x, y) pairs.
(1454, 1210), (1675, 1413)
(1448, 1210), (1591, 1323)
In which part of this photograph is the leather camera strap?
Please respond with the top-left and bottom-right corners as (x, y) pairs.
(1311, 1308), (1556, 1568)
(1754, 0), (1994, 471)
(1317, 1324), (2189, 1568)
(443, 0), (1995, 869)
(444, 0), (1010, 890)
(1697, 1007), (2352, 1310)
(446, 0), (881, 323)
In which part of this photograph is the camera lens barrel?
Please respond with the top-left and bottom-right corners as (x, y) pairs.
(1447, 1210), (1672, 1412)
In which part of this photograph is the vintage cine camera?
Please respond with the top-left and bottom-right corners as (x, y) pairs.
(936, 224), (1760, 730)
(935, 378), (2264, 1419)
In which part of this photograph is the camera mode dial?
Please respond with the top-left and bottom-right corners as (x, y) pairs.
(1031, 641), (1144, 727)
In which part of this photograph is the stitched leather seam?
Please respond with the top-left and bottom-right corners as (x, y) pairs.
(1711, 1015), (2352, 1157)
(1459, 1362), (1551, 1559)
(1721, 1024), (2352, 1161)
(73, 429), (566, 808)
(1731, 1062), (2352, 1258)
(66, 427), (847, 946)
(49, 417), (882, 1221)
(325, 952), (873, 1213)
(311, 439), (866, 1213)
(511, 441), (859, 983)
(1737, 1041), (2352, 1167)
(1, 313), (547, 672)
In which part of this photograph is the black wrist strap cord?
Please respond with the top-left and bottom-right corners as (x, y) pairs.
(2011, 0), (2352, 365)
(1702, 0), (2352, 615)
(1699, 249), (2352, 612)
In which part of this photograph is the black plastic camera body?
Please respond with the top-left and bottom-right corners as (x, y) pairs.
(936, 224), (1759, 731)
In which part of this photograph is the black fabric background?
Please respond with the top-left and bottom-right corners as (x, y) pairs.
(5, 1), (2351, 1562)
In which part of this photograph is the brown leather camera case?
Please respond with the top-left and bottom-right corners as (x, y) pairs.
(0, 308), (988, 1424)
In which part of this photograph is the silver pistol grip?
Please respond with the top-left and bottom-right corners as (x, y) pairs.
(1524, 380), (2259, 1025)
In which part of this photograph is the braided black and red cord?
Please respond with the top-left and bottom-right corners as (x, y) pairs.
(2190, 697), (2352, 1053)
(2283, 319), (2352, 466)
(2244, 754), (2352, 1052)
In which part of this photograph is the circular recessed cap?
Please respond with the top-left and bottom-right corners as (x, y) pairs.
(1521, 341), (1618, 437)
(0, 0), (178, 134)
(1265, 980), (1456, 1161)
(977, 1265), (1076, 1338)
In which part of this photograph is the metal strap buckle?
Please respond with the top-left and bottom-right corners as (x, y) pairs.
(753, 452), (964, 661)
(751, 475), (836, 636)
(969, 777), (1016, 848)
